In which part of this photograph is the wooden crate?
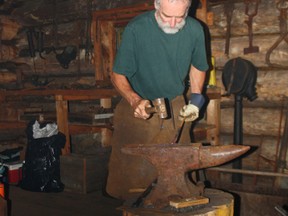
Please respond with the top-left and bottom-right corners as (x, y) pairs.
(60, 153), (109, 193)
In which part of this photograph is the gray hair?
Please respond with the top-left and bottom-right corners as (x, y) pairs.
(154, 0), (192, 9)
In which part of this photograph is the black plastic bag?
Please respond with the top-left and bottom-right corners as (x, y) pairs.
(20, 120), (66, 192)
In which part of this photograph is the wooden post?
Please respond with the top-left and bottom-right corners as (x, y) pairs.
(206, 87), (221, 145)
(55, 95), (70, 155)
(100, 98), (112, 147)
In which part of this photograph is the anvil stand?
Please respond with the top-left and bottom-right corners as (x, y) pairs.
(232, 95), (244, 183)
(120, 143), (250, 213)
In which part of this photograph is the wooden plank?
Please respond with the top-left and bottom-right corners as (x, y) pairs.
(93, 2), (153, 18)
(206, 87), (221, 145)
(0, 88), (118, 100)
(0, 45), (17, 61)
(169, 196), (209, 208)
(100, 98), (112, 147)
(120, 189), (234, 216)
(55, 95), (70, 155)
(0, 72), (17, 83)
(221, 107), (285, 136)
(0, 15), (21, 40)
(206, 98), (221, 145)
(206, 87), (222, 100)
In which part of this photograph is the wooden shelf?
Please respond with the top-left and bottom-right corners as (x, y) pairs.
(0, 88), (118, 101)
(0, 87), (119, 155)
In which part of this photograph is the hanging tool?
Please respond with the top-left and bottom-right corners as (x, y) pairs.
(26, 28), (36, 58)
(171, 118), (186, 144)
(35, 30), (45, 59)
(224, 2), (234, 56)
(243, 0), (260, 55)
(85, 0), (93, 63)
(266, 0), (288, 68)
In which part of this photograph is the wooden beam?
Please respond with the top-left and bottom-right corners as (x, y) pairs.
(0, 88), (118, 100)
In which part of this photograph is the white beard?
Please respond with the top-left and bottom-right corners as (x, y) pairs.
(156, 14), (186, 34)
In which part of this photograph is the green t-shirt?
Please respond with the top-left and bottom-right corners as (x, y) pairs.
(113, 10), (208, 100)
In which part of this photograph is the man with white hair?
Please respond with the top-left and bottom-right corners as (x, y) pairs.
(106, 0), (209, 200)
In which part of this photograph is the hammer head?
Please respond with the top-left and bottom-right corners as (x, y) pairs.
(152, 98), (167, 119)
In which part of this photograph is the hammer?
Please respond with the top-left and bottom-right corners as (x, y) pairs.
(145, 98), (167, 119)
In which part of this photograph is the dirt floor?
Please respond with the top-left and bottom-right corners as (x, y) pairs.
(7, 185), (123, 216)
(4, 184), (288, 216)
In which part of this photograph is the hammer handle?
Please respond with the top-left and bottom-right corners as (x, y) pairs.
(145, 106), (156, 114)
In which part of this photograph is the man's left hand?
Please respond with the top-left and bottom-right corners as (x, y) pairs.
(179, 104), (199, 122)
(178, 93), (205, 122)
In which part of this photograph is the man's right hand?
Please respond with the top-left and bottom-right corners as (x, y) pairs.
(132, 99), (151, 120)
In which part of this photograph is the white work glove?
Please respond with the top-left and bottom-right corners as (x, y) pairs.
(179, 93), (205, 122)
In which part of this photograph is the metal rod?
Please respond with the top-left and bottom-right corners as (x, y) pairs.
(207, 167), (288, 178)
(232, 95), (243, 183)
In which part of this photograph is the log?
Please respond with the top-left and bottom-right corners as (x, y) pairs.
(0, 45), (17, 61)
(219, 133), (279, 171)
(0, 72), (17, 83)
(0, 16), (21, 40)
(209, 0), (280, 37)
(220, 107), (285, 136)
(215, 69), (288, 102)
(211, 35), (288, 67)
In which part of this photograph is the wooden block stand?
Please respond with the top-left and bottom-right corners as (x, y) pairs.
(120, 189), (234, 216)
(60, 153), (109, 193)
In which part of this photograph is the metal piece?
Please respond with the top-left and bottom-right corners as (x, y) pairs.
(26, 28), (35, 58)
(275, 205), (288, 216)
(207, 167), (288, 178)
(145, 98), (167, 119)
(232, 95), (243, 183)
(171, 118), (185, 144)
(266, 0), (288, 68)
(121, 143), (250, 208)
(243, 0), (260, 55)
(224, 2), (234, 56)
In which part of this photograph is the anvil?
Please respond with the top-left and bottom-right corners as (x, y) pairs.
(121, 143), (250, 208)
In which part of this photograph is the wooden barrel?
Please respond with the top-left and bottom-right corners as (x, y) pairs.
(120, 189), (234, 216)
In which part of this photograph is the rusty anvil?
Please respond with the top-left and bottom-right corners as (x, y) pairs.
(121, 143), (250, 208)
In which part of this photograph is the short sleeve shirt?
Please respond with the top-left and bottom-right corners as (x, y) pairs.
(113, 10), (209, 100)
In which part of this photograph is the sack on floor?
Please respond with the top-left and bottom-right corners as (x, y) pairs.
(20, 120), (66, 192)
